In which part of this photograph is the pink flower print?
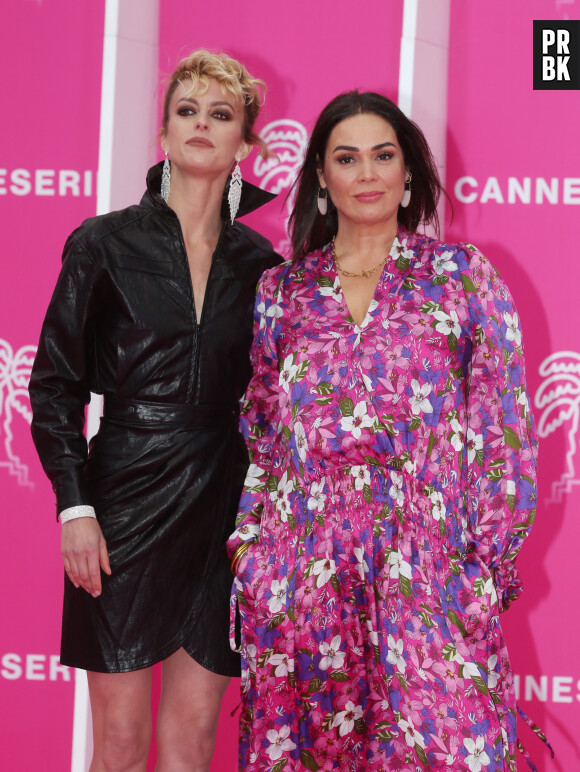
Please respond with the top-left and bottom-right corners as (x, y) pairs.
(231, 232), (537, 770)
(313, 731), (342, 765)
(477, 280), (495, 304)
(265, 725), (297, 760)
(332, 700), (363, 736)
(385, 344), (410, 372)
(405, 312), (432, 337)
(443, 290), (462, 316)
(432, 661), (459, 694)
(398, 693), (424, 727)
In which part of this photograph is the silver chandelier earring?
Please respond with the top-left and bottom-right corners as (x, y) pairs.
(161, 151), (171, 202)
(401, 173), (412, 208)
(228, 159), (242, 223)
(317, 186), (328, 216)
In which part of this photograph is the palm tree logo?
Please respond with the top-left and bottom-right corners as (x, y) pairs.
(0, 338), (37, 489)
(535, 350), (580, 503)
(253, 119), (308, 255)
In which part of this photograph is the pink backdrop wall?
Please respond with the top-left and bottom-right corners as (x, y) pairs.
(0, 1), (104, 769)
(2, 1), (578, 770)
(446, 2), (580, 769)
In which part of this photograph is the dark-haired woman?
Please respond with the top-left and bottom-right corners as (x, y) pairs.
(228, 92), (538, 770)
(29, 50), (280, 771)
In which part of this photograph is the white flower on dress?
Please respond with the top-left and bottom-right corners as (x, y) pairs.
(430, 490), (445, 522)
(268, 652), (292, 677)
(265, 725), (296, 760)
(388, 549), (413, 583)
(449, 418), (465, 452)
(312, 556), (336, 588)
(318, 276), (342, 303)
(353, 545), (369, 580)
(390, 471), (405, 506)
(461, 660), (482, 681)
(294, 421), (308, 463)
(332, 700), (363, 736)
(245, 644), (258, 672)
(231, 521), (260, 543)
(398, 716), (425, 749)
(319, 635), (346, 670)
(433, 250), (458, 275)
(279, 354), (299, 394)
(307, 478), (327, 511)
(340, 401), (375, 439)
(257, 300), (283, 330)
(409, 379), (433, 415)
(271, 471), (294, 521)
(487, 654), (499, 690)
(387, 634), (406, 674)
(463, 735), (491, 772)
(466, 427), (483, 465)
(244, 464), (266, 490)
(267, 577), (288, 614)
(433, 309), (461, 339)
(503, 311), (521, 347)
(350, 465), (370, 491)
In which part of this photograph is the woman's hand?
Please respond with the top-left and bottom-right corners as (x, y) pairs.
(61, 518), (111, 597)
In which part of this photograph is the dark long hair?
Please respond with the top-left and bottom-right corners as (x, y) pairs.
(288, 91), (447, 260)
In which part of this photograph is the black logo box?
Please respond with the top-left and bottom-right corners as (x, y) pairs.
(533, 20), (580, 90)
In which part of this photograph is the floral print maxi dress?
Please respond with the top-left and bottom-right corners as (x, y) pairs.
(227, 225), (537, 772)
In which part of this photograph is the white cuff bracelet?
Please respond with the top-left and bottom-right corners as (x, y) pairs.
(59, 505), (97, 524)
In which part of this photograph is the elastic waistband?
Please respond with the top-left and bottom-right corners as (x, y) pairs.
(103, 395), (239, 427)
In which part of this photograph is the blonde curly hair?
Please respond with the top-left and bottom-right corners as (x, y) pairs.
(162, 49), (270, 158)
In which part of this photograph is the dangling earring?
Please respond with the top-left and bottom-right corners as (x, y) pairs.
(401, 173), (412, 208)
(161, 151), (171, 202)
(317, 186), (328, 216)
(228, 159), (242, 224)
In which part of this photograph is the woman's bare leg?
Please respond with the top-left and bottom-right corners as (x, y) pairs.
(156, 647), (230, 772)
(87, 667), (153, 772)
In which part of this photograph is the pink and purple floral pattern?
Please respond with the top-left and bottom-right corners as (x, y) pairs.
(228, 225), (537, 771)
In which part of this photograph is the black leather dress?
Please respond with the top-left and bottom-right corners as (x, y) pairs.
(29, 162), (281, 674)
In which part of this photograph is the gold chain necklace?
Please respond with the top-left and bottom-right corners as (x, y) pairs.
(331, 236), (389, 279)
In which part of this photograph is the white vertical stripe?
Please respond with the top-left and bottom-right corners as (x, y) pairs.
(96, 0), (120, 217)
(70, 1), (119, 769)
(398, 0), (418, 118)
(70, 669), (91, 772)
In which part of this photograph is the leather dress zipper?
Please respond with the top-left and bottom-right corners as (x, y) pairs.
(175, 220), (227, 403)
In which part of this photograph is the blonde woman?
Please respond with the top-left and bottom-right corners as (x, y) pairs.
(29, 50), (280, 771)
